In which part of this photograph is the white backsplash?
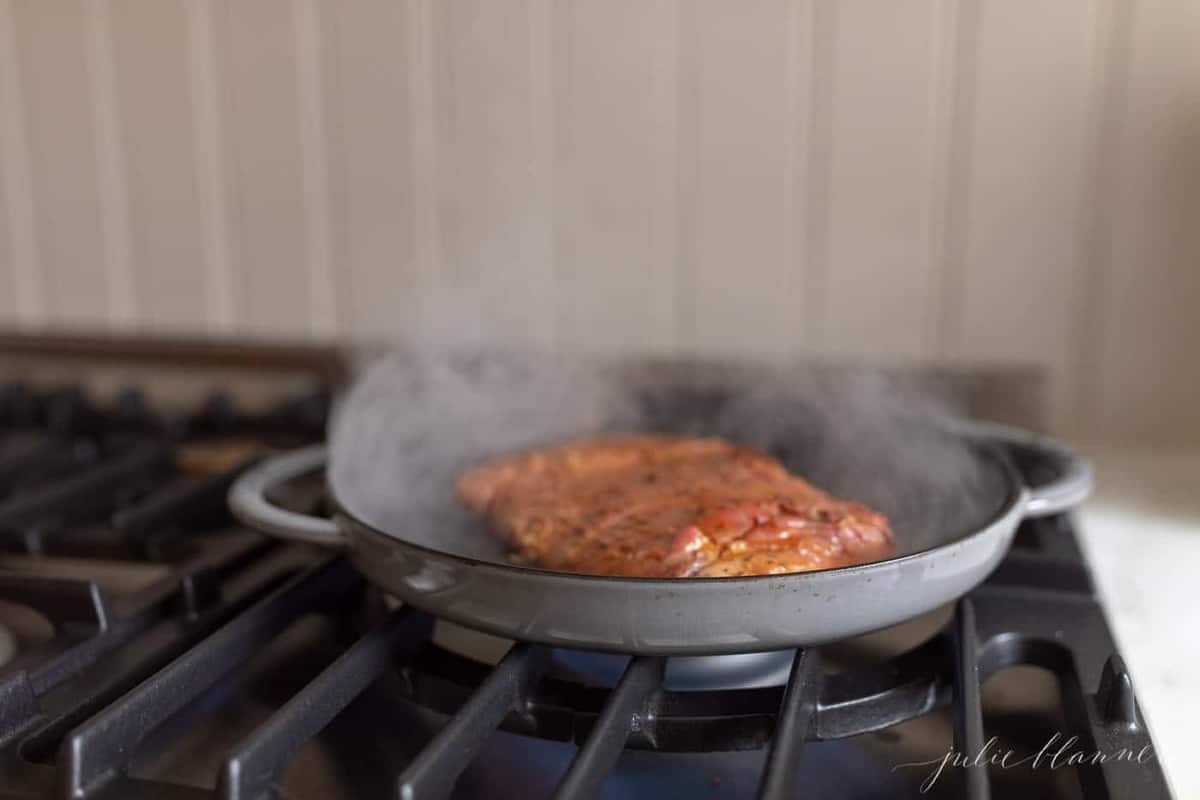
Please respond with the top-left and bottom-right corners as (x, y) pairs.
(0, 0), (1198, 443)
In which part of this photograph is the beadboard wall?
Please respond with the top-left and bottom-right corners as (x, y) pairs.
(0, 1), (1198, 442)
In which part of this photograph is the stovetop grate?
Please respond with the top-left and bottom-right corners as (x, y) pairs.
(0, 381), (1171, 800)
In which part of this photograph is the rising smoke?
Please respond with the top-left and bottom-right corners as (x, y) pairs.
(328, 349), (1007, 559)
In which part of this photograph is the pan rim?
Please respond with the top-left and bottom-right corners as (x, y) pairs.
(331, 442), (1026, 586)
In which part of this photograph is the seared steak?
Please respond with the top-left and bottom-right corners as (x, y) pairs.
(457, 435), (894, 578)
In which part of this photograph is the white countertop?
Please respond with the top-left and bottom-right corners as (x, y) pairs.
(1076, 445), (1200, 799)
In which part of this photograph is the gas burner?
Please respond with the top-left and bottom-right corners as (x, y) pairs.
(433, 619), (798, 690)
(0, 360), (1172, 800)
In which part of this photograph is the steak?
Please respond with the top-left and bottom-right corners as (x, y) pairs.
(456, 435), (895, 578)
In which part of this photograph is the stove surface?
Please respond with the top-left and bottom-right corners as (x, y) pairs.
(0, 346), (1172, 800)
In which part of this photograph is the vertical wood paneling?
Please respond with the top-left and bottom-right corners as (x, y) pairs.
(955, 0), (1101, 429)
(406, 0), (443, 345)
(0, 0), (43, 325)
(819, 0), (945, 357)
(1092, 0), (1200, 441)
(12, 0), (109, 327)
(528, 0), (556, 348)
(183, 0), (236, 332)
(554, 0), (679, 353)
(785, 0), (816, 350)
(428, 0), (555, 349)
(936, 0), (979, 356)
(0, 94), (12, 319)
(0, 180), (11, 320)
(927, 0), (967, 355)
(648, 0), (679, 352)
(322, 0), (416, 341)
(1074, 0), (1126, 438)
(294, 0), (337, 337)
(216, 0), (310, 336)
(110, 0), (208, 331)
(801, 0), (833, 345)
(84, 0), (136, 328)
(676, 0), (801, 356)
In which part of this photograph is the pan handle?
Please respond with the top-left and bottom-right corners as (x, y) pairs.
(963, 421), (1094, 518)
(227, 445), (345, 547)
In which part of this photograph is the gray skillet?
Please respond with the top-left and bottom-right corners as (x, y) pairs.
(229, 356), (1092, 655)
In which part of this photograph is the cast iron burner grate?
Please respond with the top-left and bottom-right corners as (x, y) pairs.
(0, 381), (1170, 800)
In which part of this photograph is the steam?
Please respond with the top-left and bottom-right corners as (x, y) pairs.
(712, 366), (1006, 547)
(328, 351), (642, 556)
(328, 351), (1006, 558)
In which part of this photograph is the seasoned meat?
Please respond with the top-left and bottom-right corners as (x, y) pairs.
(456, 435), (894, 578)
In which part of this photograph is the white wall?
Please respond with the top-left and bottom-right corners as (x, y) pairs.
(0, 0), (1198, 442)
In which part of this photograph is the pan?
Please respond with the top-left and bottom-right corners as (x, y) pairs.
(229, 357), (1092, 656)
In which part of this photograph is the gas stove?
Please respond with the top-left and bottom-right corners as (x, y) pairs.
(0, 336), (1171, 799)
